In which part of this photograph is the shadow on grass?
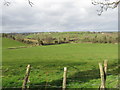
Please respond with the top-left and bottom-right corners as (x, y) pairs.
(29, 62), (118, 89)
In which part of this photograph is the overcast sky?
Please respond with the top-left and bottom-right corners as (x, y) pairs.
(1, 0), (118, 33)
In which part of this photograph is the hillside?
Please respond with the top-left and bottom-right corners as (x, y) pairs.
(2, 38), (28, 49)
(2, 38), (118, 88)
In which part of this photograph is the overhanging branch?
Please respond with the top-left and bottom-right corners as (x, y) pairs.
(28, 0), (34, 7)
(92, 0), (120, 15)
(3, 0), (34, 7)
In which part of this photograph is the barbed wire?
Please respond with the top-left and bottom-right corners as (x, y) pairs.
(67, 79), (83, 83)
(26, 84), (62, 88)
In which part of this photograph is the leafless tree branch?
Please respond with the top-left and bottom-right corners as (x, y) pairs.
(28, 0), (34, 7)
(92, 0), (120, 15)
(3, 0), (34, 7)
(2, 0), (119, 15)
(3, 0), (11, 6)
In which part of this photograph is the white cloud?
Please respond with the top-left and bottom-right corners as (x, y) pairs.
(1, 0), (118, 33)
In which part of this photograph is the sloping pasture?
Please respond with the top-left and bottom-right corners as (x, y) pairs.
(2, 38), (118, 88)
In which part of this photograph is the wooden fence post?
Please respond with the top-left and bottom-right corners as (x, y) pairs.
(22, 64), (31, 90)
(99, 63), (105, 90)
(104, 60), (108, 81)
(62, 67), (67, 90)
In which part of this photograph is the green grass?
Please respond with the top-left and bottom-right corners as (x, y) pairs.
(2, 38), (28, 49)
(2, 38), (118, 88)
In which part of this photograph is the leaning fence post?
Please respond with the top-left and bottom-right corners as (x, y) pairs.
(104, 60), (108, 81)
(99, 63), (105, 90)
(62, 67), (67, 90)
(22, 64), (31, 90)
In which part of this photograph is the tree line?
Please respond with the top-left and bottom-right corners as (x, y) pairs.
(2, 32), (118, 46)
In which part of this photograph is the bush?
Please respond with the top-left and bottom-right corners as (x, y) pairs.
(38, 38), (44, 45)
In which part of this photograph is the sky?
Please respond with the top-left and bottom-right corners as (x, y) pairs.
(1, 0), (118, 33)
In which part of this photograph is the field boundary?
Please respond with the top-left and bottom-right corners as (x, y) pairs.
(20, 60), (109, 90)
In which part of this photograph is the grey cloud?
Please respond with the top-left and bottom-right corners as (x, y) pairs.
(1, 0), (118, 33)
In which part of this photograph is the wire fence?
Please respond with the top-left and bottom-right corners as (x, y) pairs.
(3, 60), (118, 89)
(22, 69), (97, 89)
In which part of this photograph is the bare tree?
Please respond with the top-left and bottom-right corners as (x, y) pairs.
(92, 0), (120, 15)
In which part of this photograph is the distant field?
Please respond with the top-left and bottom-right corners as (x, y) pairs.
(2, 38), (28, 48)
(3, 32), (117, 46)
(2, 38), (118, 88)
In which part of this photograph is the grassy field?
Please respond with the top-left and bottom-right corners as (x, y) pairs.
(2, 38), (118, 88)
